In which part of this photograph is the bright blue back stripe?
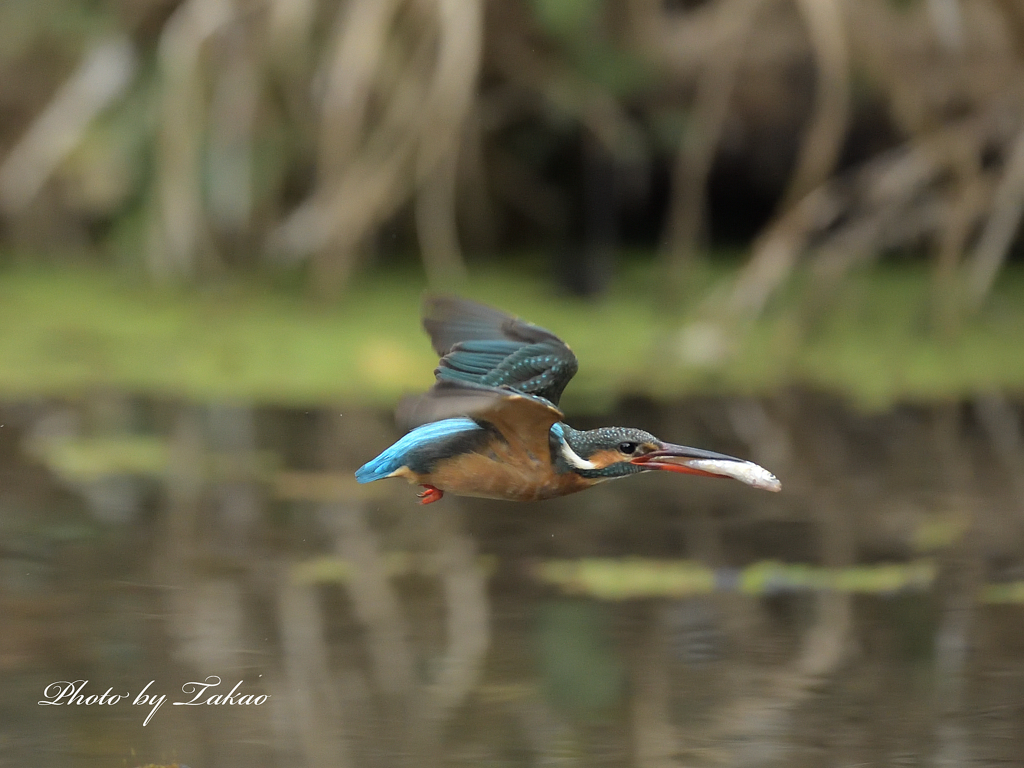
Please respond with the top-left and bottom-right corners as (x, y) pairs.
(355, 418), (481, 483)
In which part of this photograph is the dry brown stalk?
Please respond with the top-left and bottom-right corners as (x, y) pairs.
(0, 38), (136, 216)
(150, 0), (234, 279)
(966, 124), (1024, 309)
(727, 102), (1024, 320)
(271, 0), (482, 293)
(780, 0), (850, 210)
(661, 0), (765, 287)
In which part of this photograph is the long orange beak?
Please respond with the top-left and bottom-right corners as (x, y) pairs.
(631, 443), (781, 492)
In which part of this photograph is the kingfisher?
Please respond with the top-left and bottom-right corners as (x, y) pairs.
(356, 297), (780, 504)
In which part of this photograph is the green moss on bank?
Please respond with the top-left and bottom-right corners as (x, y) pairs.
(2, 263), (1024, 408)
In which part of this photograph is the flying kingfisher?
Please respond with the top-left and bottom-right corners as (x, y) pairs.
(356, 297), (780, 503)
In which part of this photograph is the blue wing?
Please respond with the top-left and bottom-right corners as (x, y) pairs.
(355, 417), (484, 483)
(423, 296), (578, 406)
(395, 380), (564, 469)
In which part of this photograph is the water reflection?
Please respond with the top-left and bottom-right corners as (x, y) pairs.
(3, 394), (1024, 767)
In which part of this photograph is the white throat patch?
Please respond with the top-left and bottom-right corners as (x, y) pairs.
(559, 440), (597, 470)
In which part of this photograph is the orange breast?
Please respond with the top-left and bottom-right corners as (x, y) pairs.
(409, 440), (595, 502)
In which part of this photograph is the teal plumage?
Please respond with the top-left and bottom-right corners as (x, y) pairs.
(424, 296), (578, 405)
(354, 418), (484, 483)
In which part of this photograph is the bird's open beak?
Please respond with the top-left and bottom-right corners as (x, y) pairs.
(630, 443), (781, 492)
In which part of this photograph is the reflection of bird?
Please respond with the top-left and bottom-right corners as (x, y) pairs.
(356, 297), (780, 504)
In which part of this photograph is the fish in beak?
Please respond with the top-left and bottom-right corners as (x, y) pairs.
(630, 443), (781, 492)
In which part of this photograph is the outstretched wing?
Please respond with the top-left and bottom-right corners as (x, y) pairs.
(397, 380), (563, 463)
(422, 296), (578, 406)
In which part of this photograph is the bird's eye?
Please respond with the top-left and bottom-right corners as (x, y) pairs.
(618, 442), (638, 455)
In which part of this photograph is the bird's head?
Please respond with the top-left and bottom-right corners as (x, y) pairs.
(552, 424), (781, 491)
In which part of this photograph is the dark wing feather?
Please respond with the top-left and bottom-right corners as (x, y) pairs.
(397, 380), (562, 461)
(397, 379), (563, 430)
(423, 296), (578, 405)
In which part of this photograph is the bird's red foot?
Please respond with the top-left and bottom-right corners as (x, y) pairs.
(417, 484), (444, 505)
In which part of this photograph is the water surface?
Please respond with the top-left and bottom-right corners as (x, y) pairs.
(3, 394), (1023, 767)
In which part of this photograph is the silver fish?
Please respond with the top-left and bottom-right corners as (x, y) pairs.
(683, 458), (782, 492)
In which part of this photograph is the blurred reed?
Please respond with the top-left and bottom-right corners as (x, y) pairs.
(1, 0), (1024, 323)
